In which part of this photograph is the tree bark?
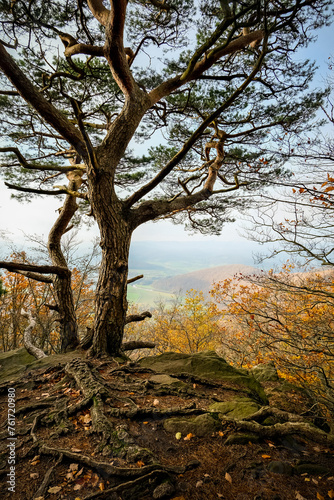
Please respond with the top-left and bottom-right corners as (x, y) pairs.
(21, 309), (47, 359)
(89, 183), (133, 356)
(86, 92), (150, 357)
(47, 178), (81, 352)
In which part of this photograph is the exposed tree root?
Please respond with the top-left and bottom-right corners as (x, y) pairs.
(110, 365), (155, 375)
(34, 452), (63, 498)
(31, 410), (48, 442)
(2, 353), (334, 500)
(107, 404), (204, 419)
(16, 400), (57, 416)
(220, 407), (334, 445)
(243, 405), (308, 423)
(65, 357), (110, 400)
(64, 357), (157, 461)
(40, 445), (200, 477)
(82, 469), (171, 500)
(67, 396), (92, 416)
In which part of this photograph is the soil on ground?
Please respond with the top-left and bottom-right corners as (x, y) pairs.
(0, 349), (333, 500)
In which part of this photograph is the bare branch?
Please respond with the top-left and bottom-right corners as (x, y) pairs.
(127, 274), (144, 284)
(125, 311), (152, 324)
(122, 340), (155, 351)
(104, 0), (137, 97)
(11, 270), (53, 283)
(53, 185), (89, 200)
(127, 38), (268, 209)
(0, 89), (19, 96)
(4, 182), (72, 196)
(149, 31), (264, 104)
(71, 99), (99, 174)
(0, 261), (70, 277)
(64, 43), (104, 58)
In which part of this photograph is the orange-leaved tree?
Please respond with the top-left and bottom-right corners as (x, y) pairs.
(211, 263), (334, 427)
(125, 289), (221, 355)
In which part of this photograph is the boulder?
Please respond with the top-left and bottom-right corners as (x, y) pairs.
(0, 347), (86, 383)
(224, 432), (260, 445)
(163, 413), (219, 437)
(149, 374), (186, 389)
(267, 461), (294, 475)
(209, 397), (260, 419)
(140, 351), (268, 403)
(250, 361), (279, 382)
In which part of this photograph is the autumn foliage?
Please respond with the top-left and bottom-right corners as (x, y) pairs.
(125, 264), (334, 426)
(211, 263), (334, 426)
(0, 252), (94, 353)
(125, 289), (221, 355)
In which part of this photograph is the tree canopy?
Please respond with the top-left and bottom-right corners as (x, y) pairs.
(0, 0), (333, 356)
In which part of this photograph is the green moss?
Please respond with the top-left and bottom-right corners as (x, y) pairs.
(210, 398), (259, 419)
(295, 463), (330, 475)
(163, 413), (219, 437)
(140, 351), (268, 403)
(225, 432), (260, 445)
(0, 348), (86, 384)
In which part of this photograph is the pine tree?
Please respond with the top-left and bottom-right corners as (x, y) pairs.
(0, 0), (332, 355)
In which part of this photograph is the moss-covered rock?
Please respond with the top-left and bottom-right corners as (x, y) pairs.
(149, 374), (186, 389)
(267, 461), (294, 475)
(0, 347), (86, 383)
(0, 347), (36, 376)
(224, 432), (260, 445)
(250, 362), (279, 382)
(295, 463), (331, 475)
(140, 351), (268, 403)
(210, 397), (260, 419)
(163, 413), (219, 437)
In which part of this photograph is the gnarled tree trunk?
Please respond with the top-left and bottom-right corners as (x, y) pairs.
(48, 177), (82, 352)
(89, 171), (133, 356)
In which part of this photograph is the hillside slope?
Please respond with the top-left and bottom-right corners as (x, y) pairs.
(151, 264), (260, 294)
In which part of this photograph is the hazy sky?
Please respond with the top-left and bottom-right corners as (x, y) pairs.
(1, 23), (333, 249)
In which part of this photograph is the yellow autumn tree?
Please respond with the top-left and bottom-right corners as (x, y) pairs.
(211, 263), (334, 426)
(125, 289), (222, 355)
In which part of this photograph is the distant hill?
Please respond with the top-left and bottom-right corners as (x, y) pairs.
(151, 264), (260, 295)
(129, 240), (270, 274)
